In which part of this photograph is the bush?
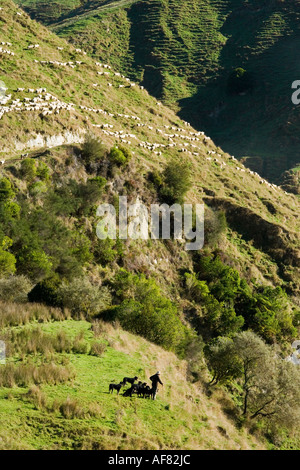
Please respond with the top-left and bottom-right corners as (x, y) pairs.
(17, 248), (53, 282)
(227, 67), (254, 95)
(0, 178), (15, 202)
(81, 134), (106, 165)
(0, 362), (74, 387)
(109, 147), (127, 166)
(160, 159), (191, 204)
(57, 277), (112, 318)
(90, 341), (107, 357)
(0, 276), (32, 303)
(20, 159), (37, 182)
(110, 270), (188, 352)
(0, 237), (16, 277)
(28, 275), (62, 307)
(36, 162), (50, 181)
(204, 209), (227, 246)
(93, 238), (123, 266)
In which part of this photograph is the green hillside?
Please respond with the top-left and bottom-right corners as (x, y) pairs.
(0, 312), (266, 450)
(16, 0), (300, 180)
(0, 0), (300, 450)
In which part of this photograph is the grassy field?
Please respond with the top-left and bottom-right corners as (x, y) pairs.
(0, 308), (265, 450)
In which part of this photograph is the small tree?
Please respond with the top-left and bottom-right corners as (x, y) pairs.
(81, 134), (106, 166)
(109, 147), (127, 166)
(0, 275), (32, 303)
(20, 158), (37, 182)
(227, 67), (254, 95)
(160, 159), (191, 204)
(58, 277), (111, 318)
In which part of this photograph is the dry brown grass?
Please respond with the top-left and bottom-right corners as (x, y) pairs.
(0, 301), (70, 328)
(0, 361), (75, 387)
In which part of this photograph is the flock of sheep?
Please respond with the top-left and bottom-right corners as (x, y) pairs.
(0, 89), (74, 120)
(0, 22), (288, 195)
(0, 41), (14, 56)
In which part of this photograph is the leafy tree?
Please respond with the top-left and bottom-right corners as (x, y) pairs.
(205, 337), (240, 385)
(0, 275), (32, 303)
(28, 275), (61, 307)
(206, 331), (300, 428)
(109, 147), (127, 166)
(160, 159), (191, 204)
(20, 158), (37, 182)
(227, 67), (254, 95)
(81, 134), (106, 166)
(58, 277), (112, 318)
(110, 270), (188, 352)
(0, 177), (15, 202)
(0, 238), (16, 277)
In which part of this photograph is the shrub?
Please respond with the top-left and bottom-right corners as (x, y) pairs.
(25, 385), (47, 410)
(90, 341), (107, 357)
(0, 362), (74, 387)
(0, 178), (15, 202)
(36, 162), (50, 181)
(20, 159), (37, 182)
(81, 134), (106, 165)
(29, 181), (48, 196)
(109, 146), (127, 166)
(110, 270), (188, 352)
(17, 248), (53, 281)
(57, 277), (112, 318)
(0, 237), (16, 277)
(160, 159), (191, 204)
(227, 67), (254, 95)
(28, 275), (62, 307)
(184, 272), (209, 303)
(204, 209), (227, 246)
(0, 275), (32, 303)
(0, 301), (68, 329)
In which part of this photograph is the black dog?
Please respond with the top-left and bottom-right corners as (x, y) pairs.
(143, 386), (154, 399)
(109, 382), (124, 395)
(123, 376), (138, 385)
(123, 385), (135, 397)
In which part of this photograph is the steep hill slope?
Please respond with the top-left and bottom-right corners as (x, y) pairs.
(1, 0), (300, 296)
(1, 1), (300, 450)
(16, 0), (300, 180)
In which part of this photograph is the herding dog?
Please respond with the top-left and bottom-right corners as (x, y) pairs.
(109, 382), (124, 395)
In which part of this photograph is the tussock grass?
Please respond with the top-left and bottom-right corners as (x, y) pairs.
(3, 326), (92, 357)
(0, 301), (70, 328)
(0, 362), (75, 387)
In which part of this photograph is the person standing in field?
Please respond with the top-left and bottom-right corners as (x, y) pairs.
(150, 371), (163, 400)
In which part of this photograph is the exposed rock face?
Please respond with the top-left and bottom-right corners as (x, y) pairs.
(5, 130), (85, 153)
